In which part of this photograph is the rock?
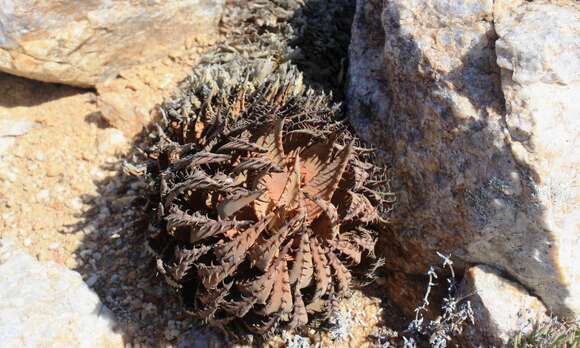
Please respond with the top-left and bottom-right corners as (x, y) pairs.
(494, 0), (580, 319)
(458, 265), (548, 347)
(97, 128), (128, 155)
(96, 52), (206, 136)
(0, 238), (124, 347)
(347, 0), (580, 319)
(0, 0), (224, 87)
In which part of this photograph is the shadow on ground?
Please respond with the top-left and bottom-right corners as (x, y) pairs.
(0, 73), (87, 108)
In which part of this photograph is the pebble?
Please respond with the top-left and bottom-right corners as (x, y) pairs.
(0, 167), (18, 182)
(127, 270), (137, 281)
(35, 189), (50, 202)
(85, 274), (99, 287)
(97, 129), (127, 155)
(48, 242), (61, 250)
(79, 249), (92, 259)
(68, 197), (83, 210)
(82, 224), (97, 236)
(36, 251), (50, 262)
(143, 303), (157, 314)
(35, 152), (46, 161)
(164, 327), (180, 341)
(45, 162), (61, 177)
(65, 258), (77, 269)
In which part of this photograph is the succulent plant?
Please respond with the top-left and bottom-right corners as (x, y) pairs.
(139, 60), (389, 334)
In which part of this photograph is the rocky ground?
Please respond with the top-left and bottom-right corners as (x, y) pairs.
(0, 70), (392, 348)
(3, 0), (575, 347)
(0, 1), (395, 347)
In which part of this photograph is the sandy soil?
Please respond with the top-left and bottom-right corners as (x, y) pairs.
(0, 72), (390, 347)
(0, 73), (102, 266)
(0, 71), (196, 346)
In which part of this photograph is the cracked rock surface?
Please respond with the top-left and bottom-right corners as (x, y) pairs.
(347, 0), (579, 319)
(0, 0), (224, 87)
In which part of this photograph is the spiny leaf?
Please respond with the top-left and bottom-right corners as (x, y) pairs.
(280, 262), (294, 314)
(327, 250), (352, 295)
(261, 258), (290, 315)
(196, 285), (231, 320)
(310, 236), (331, 301)
(349, 159), (372, 191)
(303, 141), (353, 198)
(170, 245), (212, 282)
(299, 140), (333, 183)
(188, 219), (244, 244)
(212, 214), (272, 261)
(218, 189), (265, 219)
(169, 151), (232, 171)
(277, 155), (301, 209)
(289, 233), (314, 289)
(164, 170), (230, 208)
(165, 206), (210, 231)
(233, 157), (281, 173)
(350, 227), (377, 257)
(248, 209), (304, 272)
(302, 142), (353, 221)
(343, 190), (379, 223)
(255, 117), (285, 167)
(221, 296), (256, 318)
(329, 238), (362, 265)
(217, 137), (268, 153)
(199, 216), (271, 288)
(288, 288), (308, 330)
(248, 217), (294, 272)
(238, 242), (291, 304)
(304, 192), (339, 227)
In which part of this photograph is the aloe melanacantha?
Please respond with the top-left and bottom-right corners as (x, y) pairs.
(139, 61), (390, 333)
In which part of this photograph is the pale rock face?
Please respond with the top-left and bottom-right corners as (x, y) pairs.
(0, 0), (224, 87)
(347, 0), (580, 319)
(494, 1), (580, 318)
(458, 265), (548, 347)
(0, 238), (124, 347)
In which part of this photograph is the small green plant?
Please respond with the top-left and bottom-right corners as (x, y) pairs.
(511, 319), (579, 348)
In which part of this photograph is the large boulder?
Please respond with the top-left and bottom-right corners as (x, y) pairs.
(0, 0), (224, 87)
(0, 238), (124, 347)
(347, 0), (579, 319)
(458, 265), (548, 347)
